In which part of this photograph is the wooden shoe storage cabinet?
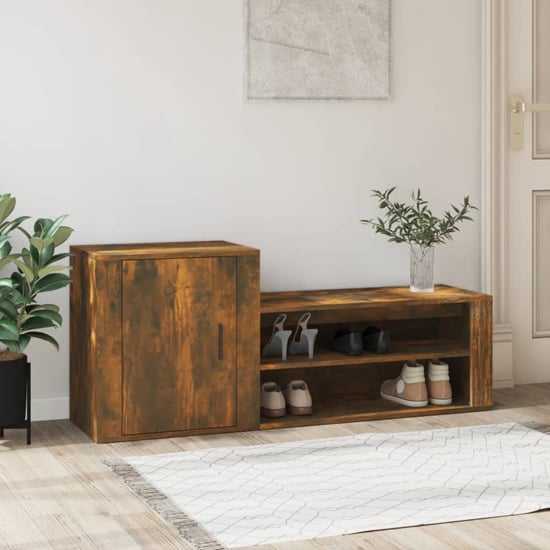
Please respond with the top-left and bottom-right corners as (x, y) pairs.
(260, 286), (492, 430)
(70, 242), (260, 443)
(70, 242), (492, 442)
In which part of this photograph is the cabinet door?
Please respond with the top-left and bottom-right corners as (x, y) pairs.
(121, 256), (237, 435)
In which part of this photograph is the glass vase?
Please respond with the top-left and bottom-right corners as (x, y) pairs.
(410, 244), (435, 292)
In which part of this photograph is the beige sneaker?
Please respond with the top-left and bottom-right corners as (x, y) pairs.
(260, 382), (286, 417)
(283, 380), (313, 415)
(380, 361), (428, 407)
(427, 359), (452, 405)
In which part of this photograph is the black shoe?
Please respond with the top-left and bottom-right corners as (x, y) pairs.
(328, 329), (363, 356)
(362, 326), (391, 354)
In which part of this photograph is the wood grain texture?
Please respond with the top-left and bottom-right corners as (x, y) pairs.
(92, 259), (123, 442)
(260, 286), (493, 430)
(70, 247), (121, 441)
(122, 257), (237, 435)
(70, 251), (123, 442)
(1, 384), (549, 549)
(71, 241), (258, 260)
(70, 248), (91, 434)
(470, 296), (494, 407)
(236, 254), (261, 429)
(72, 251), (489, 441)
(70, 241), (260, 443)
(261, 285), (489, 313)
(261, 343), (470, 371)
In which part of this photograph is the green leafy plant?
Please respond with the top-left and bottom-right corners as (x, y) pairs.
(0, 193), (73, 354)
(361, 187), (477, 247)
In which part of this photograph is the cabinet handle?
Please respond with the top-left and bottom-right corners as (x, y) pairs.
(218, 323), (223, 361)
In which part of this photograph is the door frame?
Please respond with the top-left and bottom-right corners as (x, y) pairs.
(481, 0), (514, 388)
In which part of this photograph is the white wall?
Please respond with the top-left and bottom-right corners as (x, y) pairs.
(0, 0), (481, 420)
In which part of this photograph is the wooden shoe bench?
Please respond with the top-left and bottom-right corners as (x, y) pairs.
(259, 285), (492, 430)
(70, 241), (492, 442)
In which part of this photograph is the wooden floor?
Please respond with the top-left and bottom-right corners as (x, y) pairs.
(1, 384), (550, 550)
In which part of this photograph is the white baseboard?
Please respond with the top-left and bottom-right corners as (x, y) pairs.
(32, 397), (69, 421)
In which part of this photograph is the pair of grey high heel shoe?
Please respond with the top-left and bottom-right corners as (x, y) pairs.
(262, 312), (318, 361)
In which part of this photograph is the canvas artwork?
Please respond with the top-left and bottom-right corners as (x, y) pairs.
(246, 0), (390, 100)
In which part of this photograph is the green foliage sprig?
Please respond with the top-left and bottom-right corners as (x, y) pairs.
(0, 193), (73, 353)
(361, 187), (477, 247)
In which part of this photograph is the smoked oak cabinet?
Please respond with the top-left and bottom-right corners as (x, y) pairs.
(70, 241), (259, 443)
(70, 244), (492, 442)
(259, 285), (493, 430)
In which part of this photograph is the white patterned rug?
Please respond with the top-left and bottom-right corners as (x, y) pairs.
(105, 423), (550, 549)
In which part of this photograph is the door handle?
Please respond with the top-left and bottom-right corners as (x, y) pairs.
(218, 323), (223, 361)
(510, 98), (550, 113)
(510, 95), (550, 150)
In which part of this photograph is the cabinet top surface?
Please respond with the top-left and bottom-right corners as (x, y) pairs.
(261, 285), (491, 312)
(70, 240), (259, 258)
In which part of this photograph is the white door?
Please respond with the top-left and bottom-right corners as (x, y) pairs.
(507, 0), (550, 384)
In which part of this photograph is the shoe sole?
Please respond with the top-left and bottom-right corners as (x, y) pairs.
(380, 390), (428, 408)
(429, 397), (453, 405)
(260, 407), (286, 418)
(287, 405), (313, 415)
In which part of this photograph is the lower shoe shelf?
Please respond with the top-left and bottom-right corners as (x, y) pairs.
(259, 394), (486, 430)
(259, 357), (476, 429)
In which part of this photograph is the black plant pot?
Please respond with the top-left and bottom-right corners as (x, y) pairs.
(0, 354), (31, 444)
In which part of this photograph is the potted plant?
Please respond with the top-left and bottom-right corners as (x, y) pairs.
(0, 193), (73, 443)
(361, 187), (476, 292)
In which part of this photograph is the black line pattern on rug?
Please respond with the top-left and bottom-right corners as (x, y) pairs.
(521, 422), (550, 435)
(103, 459), (226, 550)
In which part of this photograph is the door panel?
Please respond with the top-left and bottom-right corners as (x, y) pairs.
(533, 0), (550, 157)
(532, 191), (550, 337)
(508, 0), (550, 383)
(122, 256), (237, 435)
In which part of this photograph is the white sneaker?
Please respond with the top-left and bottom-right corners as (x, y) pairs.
(380, 360), (428, 407)
(283, 380), (313, 415)
(260, 382), (286, 417)
(427, 359), (452, 405)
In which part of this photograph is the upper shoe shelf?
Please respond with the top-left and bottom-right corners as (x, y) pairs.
(260, 285), (489, 313)
(260, 285), (482, 372)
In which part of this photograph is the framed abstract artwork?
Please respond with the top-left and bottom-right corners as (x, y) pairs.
(245, 0), (390, 100)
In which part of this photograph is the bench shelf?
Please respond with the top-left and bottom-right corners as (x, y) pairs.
(259, 285), (492, 430)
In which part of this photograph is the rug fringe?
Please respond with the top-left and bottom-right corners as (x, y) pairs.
(103, 459), (227, 550)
